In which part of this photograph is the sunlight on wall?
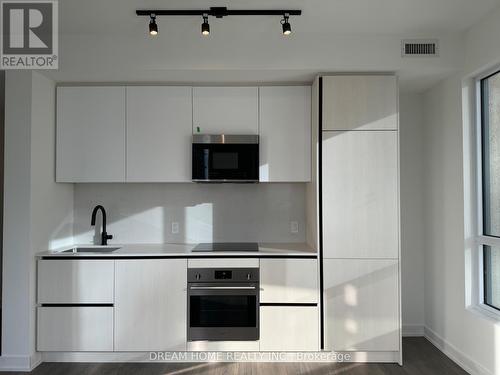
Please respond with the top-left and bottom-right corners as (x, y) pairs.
(74, 206), (165, 244)
(344, 284), (358, 306)
(49, 236), (74, 250)
(184, 203), (213, 243)
(345, 318), (358, 334)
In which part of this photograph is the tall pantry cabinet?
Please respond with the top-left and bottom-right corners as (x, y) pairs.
(317, 75), (401, 364)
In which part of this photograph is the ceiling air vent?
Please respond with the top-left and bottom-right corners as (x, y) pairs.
(401, 39), (439, 57)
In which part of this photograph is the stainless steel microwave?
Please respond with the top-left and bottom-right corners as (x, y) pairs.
(192, 134), (259, 183)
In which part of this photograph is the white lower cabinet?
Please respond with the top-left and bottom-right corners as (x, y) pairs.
(323, 259), (399, 352)
(37, 306), (113, 351)
(114, 259), (187, 351)
(260, 259), (318, 304)
(260, 306), (319, 351)
(38, 260), (114, 304)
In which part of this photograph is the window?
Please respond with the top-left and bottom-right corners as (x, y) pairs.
(480, 71), (500, 311)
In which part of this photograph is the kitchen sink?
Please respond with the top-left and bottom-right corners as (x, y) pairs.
(62, 246), (121, 253)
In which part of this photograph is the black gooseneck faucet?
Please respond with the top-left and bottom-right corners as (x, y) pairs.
(91, 205), (113, 245)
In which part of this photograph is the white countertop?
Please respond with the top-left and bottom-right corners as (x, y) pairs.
(37, 242), (317, 258)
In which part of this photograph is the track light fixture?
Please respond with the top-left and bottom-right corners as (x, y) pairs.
(201, 14), (210, 36)
(149, 14), (158, 36)
(137, 7), (301, 36)
(281, 13), (291, 35)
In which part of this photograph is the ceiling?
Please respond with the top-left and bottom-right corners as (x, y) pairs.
(44, 0), (500, 92)
(60, 0), (499, 35)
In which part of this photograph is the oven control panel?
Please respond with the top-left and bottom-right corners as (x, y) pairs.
(187, 268), (259, 283)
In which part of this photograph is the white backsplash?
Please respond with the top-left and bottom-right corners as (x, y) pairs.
(73, 183), (306, 244)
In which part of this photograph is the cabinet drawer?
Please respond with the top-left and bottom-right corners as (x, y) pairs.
(260, 259), (318, 303)
(260, 306), (319, 351)
(38, 260), (114, 304)
(188, 258), (259, 268)
(37, 306), (113, 351)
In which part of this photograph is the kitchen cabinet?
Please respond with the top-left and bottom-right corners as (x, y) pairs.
(38, 259), (114, 304)
(322, 130), (399, 259)
(37, 306), (113, 351)
(322, 75), (398, 131)
(126, 86), (192, 182)
(56, 86), (126, 182)
(192, 87), (258, 134)
(323, 259), (399, 352)
(259, 86), (311, 182)
(260, 306), (319, 351)
(114, 259), (187, 351)
(260, 258), (318, 303)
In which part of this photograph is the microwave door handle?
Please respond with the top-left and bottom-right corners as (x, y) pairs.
(189, 286), (256, 290)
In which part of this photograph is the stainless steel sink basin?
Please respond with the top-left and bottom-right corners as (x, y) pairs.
(62, 246), (121, 253)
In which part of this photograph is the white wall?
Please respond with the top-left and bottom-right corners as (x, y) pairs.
(0, 72), (73, 371)
(421, 6), (500, 373)
(399, 94), (426, 333)
(47, 32), (464, 93)
(73, 183), (306, 244)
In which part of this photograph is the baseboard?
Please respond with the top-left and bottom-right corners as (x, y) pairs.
(0, 352), (42, 372)
(424, 326), (493, 375)
(402, 324), (425, 337)
(42, 351), (400, 363)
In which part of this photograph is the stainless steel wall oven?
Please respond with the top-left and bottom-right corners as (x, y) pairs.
(187, 268), (259, 341)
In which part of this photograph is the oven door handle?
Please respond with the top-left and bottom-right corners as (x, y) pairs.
(189, 286), (256, 290)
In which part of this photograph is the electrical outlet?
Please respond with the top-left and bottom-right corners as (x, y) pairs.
(171, 222), (179, 234)
(290, 221), (299, 234)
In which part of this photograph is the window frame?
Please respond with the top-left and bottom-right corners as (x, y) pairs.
(473, 68), (500, 318)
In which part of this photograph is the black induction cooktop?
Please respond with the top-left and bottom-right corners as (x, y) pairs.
(191, 242), (259, 252)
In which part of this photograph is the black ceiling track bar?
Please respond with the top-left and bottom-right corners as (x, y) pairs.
(136, 7), (302, 19)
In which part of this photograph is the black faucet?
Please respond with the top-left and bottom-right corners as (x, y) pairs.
(91, 205), (113, 245)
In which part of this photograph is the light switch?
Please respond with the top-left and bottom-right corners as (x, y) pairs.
(171, 222), (179, 234)
(290, 221), (299, 234)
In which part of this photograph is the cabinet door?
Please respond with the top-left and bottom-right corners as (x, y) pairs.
(56, 87), (126, 182)
(323, 259), (399, 352)
(260, 306), (319, 351)
(322, 75), (397, 131)
(38, 260), (114, 304)
(193, 87), (258, 134)
(259, 86), (311, 182)
(127, 87), (192, 182)
(260, 259), (318, 303)
(37, 306), (113, 351)
(322, 130), (399, 258)
(114, 259), (187, 351)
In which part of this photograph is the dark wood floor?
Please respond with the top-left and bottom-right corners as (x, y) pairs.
(1, 338), (469, 375)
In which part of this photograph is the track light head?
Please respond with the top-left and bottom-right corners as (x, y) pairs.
(281, 13), (291, 35)
(201, 14), (210, 35)
(149, 14), (158, 36)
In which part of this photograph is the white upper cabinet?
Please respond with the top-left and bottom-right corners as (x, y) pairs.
(322, 130), (399, 259)
(193, 87), (258, 134)
(322, 75), (398, 131)
(56, 86), (126, 182)
(126, 86), (192, 182)
(259, 86), (311, 182)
